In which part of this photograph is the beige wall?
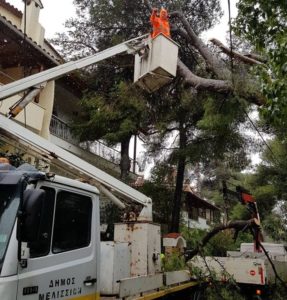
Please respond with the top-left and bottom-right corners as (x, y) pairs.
(39, 81), (55, 139)
(0, 67), (54, 136)
(20, 1), (45, 46)
(0, 1), (45, 47)
(0, 2), (57, 138)
(0, 6), (21, 27)
(0, 67), (23, 84)
(0, 94), (46, 133)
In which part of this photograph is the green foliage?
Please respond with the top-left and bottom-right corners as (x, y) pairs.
(235, 0), (287, 132)
(253, 184), (277, 219)
(268, 283), (287, 300)
(230, 203), (250, 221)
(193, 95), (251, 170)
(73, 81), (148, 144)
(71, 80), (151, 179)
(246, 138), (287, 210)
(237, 138), (287, 242)
(139, 181), (173, 227)
(181, 226), (252, 257)
(206, 231), (253, 256)
(181, 227), (207, 251)
(197, 96), (244, 132)
(260, 201), (287, 242)
(263, 213), (287, 242)
(53, 0), (222, 56)
(189, 256), (245, 300)
(138, 164), (174, 227)
(53, 0), (263, 233)
(203, 283), (245, 300)
(200, 169), (253, 222)
(162, 252), (186, 272)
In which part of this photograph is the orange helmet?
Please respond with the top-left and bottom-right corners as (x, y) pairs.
(160, 8), (168, 20)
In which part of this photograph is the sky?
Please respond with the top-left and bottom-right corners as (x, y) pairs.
(8, 0), (76, 38)
(8, 0), (238, 41)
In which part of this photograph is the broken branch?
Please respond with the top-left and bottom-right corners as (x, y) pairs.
(177, 60), (232, 93)
(186, 219), (258, 260)
(210, 38), (264, 66)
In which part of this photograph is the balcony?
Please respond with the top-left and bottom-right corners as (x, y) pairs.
(49, 115), (137, 175)
(49, 115), (76, 144)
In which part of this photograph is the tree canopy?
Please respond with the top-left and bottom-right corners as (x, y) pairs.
(52, 0), (277, 233)
(235, 0), (287, 134)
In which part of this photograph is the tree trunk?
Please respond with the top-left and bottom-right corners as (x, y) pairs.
(170, 122), (187, 233)
(120, 137), (131, 181)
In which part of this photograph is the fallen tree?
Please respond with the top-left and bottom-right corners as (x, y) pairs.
(144, 0), (266, 106)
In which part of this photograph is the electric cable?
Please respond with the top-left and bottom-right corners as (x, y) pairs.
(217, 0), (234, 113)
(227, 0), (234, 85)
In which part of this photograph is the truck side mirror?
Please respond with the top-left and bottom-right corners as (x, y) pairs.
(17, 189), (45, 243)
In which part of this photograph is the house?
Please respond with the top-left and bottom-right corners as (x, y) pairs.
(0, 0), (137, 179)
(182, 183), (220, 230)
(0, 0), (61, 139)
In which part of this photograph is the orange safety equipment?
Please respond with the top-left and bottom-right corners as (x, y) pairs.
(0, 157), (9, 164)
(150, 8), (170, 39)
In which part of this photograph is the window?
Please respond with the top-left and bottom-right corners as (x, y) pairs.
(188, 207), (198, 220)
(206, 209), (211, 221)
(0, 185), (19, 271)
(198, 208), (206, 219)
(29, 187), (55, 258)
(52, 191), (92, 253)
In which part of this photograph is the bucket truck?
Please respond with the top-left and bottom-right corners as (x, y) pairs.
(189, 183), (287, 299)
(0, 34), (196, 300)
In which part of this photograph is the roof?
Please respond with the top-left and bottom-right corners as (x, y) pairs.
(0, 14), (61, 67)
(163, 233), (182, 239)
(33, 0), (44, 9)
(162, 233), (187, 248)
(184, 189), (220, 211)
(0, 0), (22, 18)
(0, 14), (86, 95)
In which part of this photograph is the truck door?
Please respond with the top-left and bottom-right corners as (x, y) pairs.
(16, 186), (100, 300)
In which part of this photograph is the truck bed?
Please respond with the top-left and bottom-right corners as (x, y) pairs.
(189, 254), (287, 285)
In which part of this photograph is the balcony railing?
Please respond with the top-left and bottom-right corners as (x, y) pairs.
(49, 115), (137, 172)
(80, 140), (121, 165)
(50, 115), (75, 143)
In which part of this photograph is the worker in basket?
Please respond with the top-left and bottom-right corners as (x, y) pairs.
(150, 7), (171, 39)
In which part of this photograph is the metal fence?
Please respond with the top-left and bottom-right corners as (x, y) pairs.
(80, 140), (121, 164)
(49, 115), (137, 172)
(49, 115), (75, 143)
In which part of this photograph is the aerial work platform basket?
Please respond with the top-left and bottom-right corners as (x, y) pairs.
(134, 34), (179, 93)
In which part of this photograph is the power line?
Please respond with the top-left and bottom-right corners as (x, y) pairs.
(237, 99), (280, 165)
(227, 0), (234, 86)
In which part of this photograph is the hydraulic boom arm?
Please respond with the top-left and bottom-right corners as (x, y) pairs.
(0, 34), (148, 100)
(0, 34), (152, 219)
(0, 114), (152, 220)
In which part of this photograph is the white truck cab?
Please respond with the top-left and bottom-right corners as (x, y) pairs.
(0, 166), (101, 300)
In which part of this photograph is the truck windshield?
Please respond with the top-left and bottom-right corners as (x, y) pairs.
(0, 185), (19, 273)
